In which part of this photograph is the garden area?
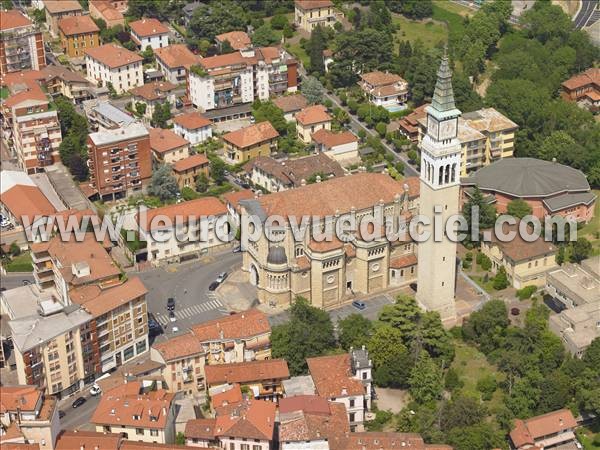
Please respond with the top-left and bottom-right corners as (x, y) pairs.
(2, 245), (33, 273)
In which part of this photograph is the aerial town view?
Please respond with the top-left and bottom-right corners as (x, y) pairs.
(0, 0), (599, 449)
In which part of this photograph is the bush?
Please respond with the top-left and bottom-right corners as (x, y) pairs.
(445, 368), (464, 391)
(516, 285), (537, 300)
(463, 260), (471, 269)
(476, 252), (492, 271)
(9, 242), (21, 257)
(365, 408), (393, 431)
(181, 186), (199, 201)
(493, 267), (509, 290)
(476, 375), (497, 401)
(465, 252), (473, 262)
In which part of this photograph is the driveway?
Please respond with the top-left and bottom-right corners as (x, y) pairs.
(375, 387), (410, 413)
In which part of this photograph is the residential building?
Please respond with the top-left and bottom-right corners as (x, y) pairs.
(223, 121), (279, 163)
(243, 153), (345, 193)
(55, 431), (123, 450)
(172, 112), (212, 145)
(311, 129), (359, 164)
(549, 299), (600, 357)
(307, 348), (372, 431)
(129, 18), (169, 50)
(295, 105), (331, 144)
(187, 47), (298, 112)
(340, 433), (452, 450)
(137, 197), (229, 265)
(58, 15), (100, 58)
(480, 221), (558, 289)
(561, 67), (600, 113)
(150, 309), (271, 395)
(154, 44), (201, 84)
(462, 158), (596, 223)
(0, 170), (56, 228)
(509, 409), (579, 450)
(0, 10), (45, 76)
(41, 64), (94, 104)
(545, 257), (600, 310)
(89, 0), (125, 28)
(215, 30), (251, 51)
(0, 386), (59, 450)
(44, 0), (83, 37)
(91, 382), (176, 444)
(148, 127), (190, 164)
(272, 93), (308, 121)
(0, 78), (62, 173)
(130, 81), (177, 119)
(82, 99), (136, 131)
(172, 154), (209, 189)
(204, 359), (289, 401)
(359, 71), (409, 109)
(85, 43), (144, 94)
(222, 189), (254, 228)
(392, 103), (428, 144)
(240, 172), (419, 308)
(294, 0), (336, 33)
(86, 122), (152, 200)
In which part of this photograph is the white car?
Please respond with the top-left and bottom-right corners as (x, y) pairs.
(0, 216), (10, 228)
(216, 272), (228, 283)
(90, 384), (102, 396)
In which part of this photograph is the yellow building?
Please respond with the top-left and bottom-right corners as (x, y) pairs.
(58, 15), (100, 58)
(223, 121), (279, 163)
(295, 104), (332, 144)
(294, 0), (336, 33)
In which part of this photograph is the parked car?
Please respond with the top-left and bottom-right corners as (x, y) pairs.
(22, 280), (31, 286)
(169, 311), (177, 322)
(90, 384), (102, 396)
(172, 326), (179, 333)
(148, 314), (162, 336)
(71, 397), (86, 408)
(208, 281), (220, 291)
(511, 307), (520, 316)
(216, 272), (228, 283)
(58, 410), (66, 419)
(232, 246), (241, 253)
(352, 300), (366, 310)
(240, 182), (251, 189)
(166, 297), (175, 311)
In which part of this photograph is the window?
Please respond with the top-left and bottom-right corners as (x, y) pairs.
(136, 429), (144, 435)
(123, 346), (134, 361)
(136, 340), (147, 354)
(349, 412), (355, 422)
(150, 429), (158, 437)
(349, 399), (355, 407)
(241, 445), (250, 450)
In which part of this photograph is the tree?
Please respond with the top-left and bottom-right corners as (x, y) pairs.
(368, 325), (412, 388)
(387, 0), (433, 19)
(366, 1), (392, 33)
(195, 172), (209, 193)
(141, 45), (155, 64)
(252, 24), (279, 47)
(220, 39), (234, 54)
(338, 314), (372, 350)
(409, 351), (443, 404)
(148, 165), (179, 201)
(210, 158), (226, 185)
(308, 25), (326, 74)
(583, 338), (600, 374)
(270, 14), (289, 30)
(282, 23), (294, 39)
(271, 297), (336, 375)
(134, 102), (147, 117)
(570, 237), (592, 263)
(441, 395), (487, 432)
(68, 154), (89, 182)
(447, 423), (506, 450)
(453, 73), (484, 112)
(507, 199), (533, 219)
(9, 242), (21, 257)
(492, 266), (509, 290)
(375, 122), (387, 138)
(151, 103), (172, 128)
(302, 76), (324, 105)
(462, 299), (509, 354)
(476, 374), (498, 401)
(188, 1), (247, 41)
(175, 432), (185, 445)
(252, 101), (287, 134)
(445, 368), (464, 391)
(556, 245), (565, 265)
(378, 294), (420, 339)
(463, 186), (496, 238)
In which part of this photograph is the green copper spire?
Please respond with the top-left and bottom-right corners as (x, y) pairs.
(431, 47), (456, 113)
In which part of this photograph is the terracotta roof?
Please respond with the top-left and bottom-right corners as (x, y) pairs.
(121, 443), (194, 450)
(295, 0), (334, 9)
(0, 386), (42, 414)
(486, 221), (557, 263)
(510, 409), (577, 448)
(91, 381), (175, 430)
(2, 81), (49, 109)
(562, 67), (600, 90)
(185, 418), (217, 440)
(0, 185), (56, 224)
(279, 395), (330, 415)
(295, 255), (311, 270)
(90, 0), (124, 21)
(403, 176), (420, 199)
(130, 81), (177, 101)
(462, 107), (518, 133)
(138, 197), (228, 231)
(44, 0), (83, 14)
(198, 47), (284, 71)
(58, 15), (99, 36)
(149, 127), (189, 154)
(360, 71), (405, 87)
(295, 105), (331, 126)
(272, 94), (308, 113)
(129, 18), (169, 38)
(55, 431), (122, 450)
(214, 399), (276, 441)
(222, 189), (254, 210)
(311, 129), (358, 149)
(307, 354), (365, 398)
(309, 236), (344, 252)
(172, 154), (209, 172)
(0, 10), (32, 31)
(69, 276), (147, 318)
(41, 64), (89, 84)
(390, 254), (417, 269)
(191, 308), (270, 342)
(1, 70), (47, 87)
(152, 331), (204, 361)
(223, 121), (279, 149)
(335, 432), (444, 450)
(173, 111), (211, 129)
(85, 43), (142, 69)
(2, 445), (39, 450)
(204, 359), (289, 385)
(211, 383), (243, 409)
(154, 44), (200, 70)
(280, 401), (349, 444)
(215, 31), (252, 50)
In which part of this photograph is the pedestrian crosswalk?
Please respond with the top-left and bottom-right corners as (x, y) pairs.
(155, 298), (223, 325)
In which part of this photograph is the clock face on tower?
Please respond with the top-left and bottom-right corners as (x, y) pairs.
(428, 115), (439, 140)
(439, 118), (457, 140)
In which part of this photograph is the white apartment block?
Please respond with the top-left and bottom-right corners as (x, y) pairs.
(129, 18), (169, 50)
(85, 43), (144, 94)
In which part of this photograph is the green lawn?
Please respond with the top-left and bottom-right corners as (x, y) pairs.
(393, 13), (448, 49)
(577, 422), (600, 450)
(433, 0), (474, 17)
(0, 87), (8, 99)
(285, 42), (309, 68)
(4, 252), (33, 273)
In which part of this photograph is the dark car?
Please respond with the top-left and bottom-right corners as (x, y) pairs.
(166, 297), (175, 311)
(72, 397), (86, 408)
(22, 280), (31, 286)
(58, 410), (66, 419)
(208, 281), (220, 291)
(352, 300), (366, 310)
(511, 307), (520, 316)
(148, 314), (162, 336)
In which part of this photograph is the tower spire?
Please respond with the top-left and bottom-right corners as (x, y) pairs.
(431, 47), (456, 113)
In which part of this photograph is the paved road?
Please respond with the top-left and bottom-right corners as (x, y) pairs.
(58, 392), (101, 431)
(136, 251), (242, 341)
(574, 0), (600, 28)
(1, 273), (35, 290)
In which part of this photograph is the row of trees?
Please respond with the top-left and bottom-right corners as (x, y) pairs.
(56, 97), (90, 182)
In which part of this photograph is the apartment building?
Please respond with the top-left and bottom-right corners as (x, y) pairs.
(307, 348), (372, 431)
(89, 0), (125, 28)
(359, 71), (409, 109)
(85, 43), (144, 94)
(87, 122), (152, 200)
(137, 197), (229, 265)
(215, 30), (251, 51)
(510, 409), (579, 450)
(187, 47), (298, 111)
(91, 382), (176, 444)
(44, 0), (83, 37)
(150, 309), (271, 395)
(294, 0), (336, 33)
(0, 79), (62, 173)
(0, 10), (45, 76)
(561, 67), (600, 113)
(243, 153), (345, 193)
(546, 257), (600, 310)
(41, 64), (93, 104)
(296, 105), (332, 144)
(172, 154), (209, 189)
(223, 121), (279, 163)
(129, 18), (169, 50)
(154, 44), (200, 84)
(130, 81), (177, 119)
(311, 129), (360, 164)
(172, 111), (212, 145)
(272, 93), (308, 121)
(0, 385), (60, 450)
(148, 127), (190, 164)
(392, 104), (428, 144)
(58, 15), (100, 58)
(82, 99), (136, 131)
(240, 173), (419, 308)
(549, 300), (600, 358)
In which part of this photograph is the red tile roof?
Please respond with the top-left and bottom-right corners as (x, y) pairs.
(154, 44), (200, 70)
(272, 94), (308, 114)
(130, 81), (177, 101)
(149, 127), (189, 154)
(307, 353), (365, 398)
(0, 9), (32, 31)
(214, 399), (276, 441)
(280, 402), (349, 444)
(215, 31), (252, 50)
(58, 15), (99, 36)
(0, 185), (56, 224)
(335, 432), (446, 450)
(138, 197), (228, 231)
(172, 111), (211, 129)
(55, 431), (122, 450)
(390, 254), (417, 269)
(279, 395), (330, 415)
(204, 359), (289, 386)
(192, 309), (270, 342)
(152, 331), (204, 361)
(185, 418), (217, 440)
(487, 221), (557, 263)
(295, 0), (334, 9)
(311, 129), (357, 149)
(360, 71), (406, 87)
(85, 43), (142, 69)
(172, 154), (209, 173)
(44, 0), (83, 14)
(222, 189), (254, 210)
(510, 409), (577, 448)
(223, 121), (279, 149)
(129, 18), (169, 38)
(69, 276), (147, 318)
(0, 386), (42, 414)
(561, 67), (600, 91)
(211, 383), (243, 409)
(295, 105), (332, 126)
